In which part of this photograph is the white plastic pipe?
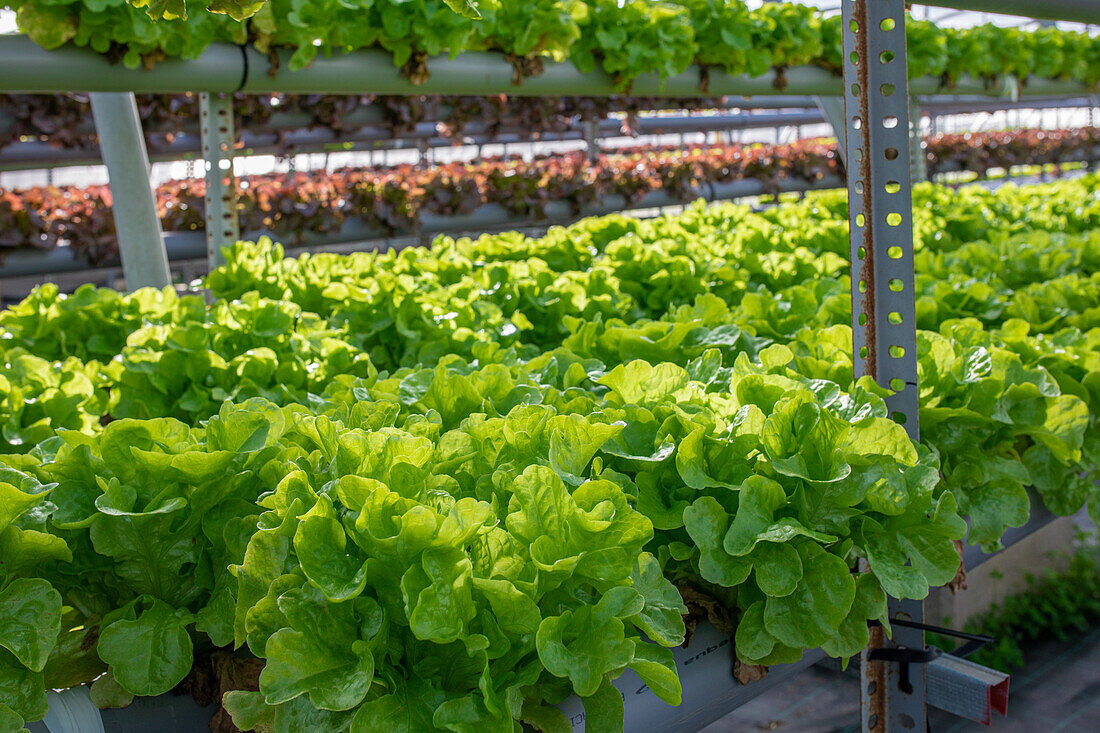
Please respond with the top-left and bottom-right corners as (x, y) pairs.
(0, 36), (1085, 98)
(921, 1), (1100, 24)
(40, 687), (105, 733)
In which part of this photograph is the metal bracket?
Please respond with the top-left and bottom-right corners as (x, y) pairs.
(867, 618), (995, 697)
(200, 92), (238, 271)
(822, 620), (1007, 721)
(867, 641), (1010, 725)
(842, 2), (923, 731)
(867, 646), (941, 696)
(878, 617), (995, 659)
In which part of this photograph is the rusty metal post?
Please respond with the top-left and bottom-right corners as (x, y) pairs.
(842, 1), (924, 731)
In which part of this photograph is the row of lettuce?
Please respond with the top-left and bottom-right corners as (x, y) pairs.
(1, 175), (1099, 731)
(4, 126), (1097, 266)
(9, 0), (1100, 86)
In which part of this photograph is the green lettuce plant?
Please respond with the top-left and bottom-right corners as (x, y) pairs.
(1, 174), (1100, 730)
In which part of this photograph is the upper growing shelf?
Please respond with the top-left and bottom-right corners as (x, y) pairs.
(0, 33), (1090, 97)
(1, 0), (1098, 95)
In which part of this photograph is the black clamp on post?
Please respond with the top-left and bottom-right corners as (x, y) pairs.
(867, 617), (996, 694)
(867, 643), (941, 694)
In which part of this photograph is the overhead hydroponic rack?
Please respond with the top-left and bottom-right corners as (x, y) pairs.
(1, 1), (1098, 732)
(3, 96), (1090, 173)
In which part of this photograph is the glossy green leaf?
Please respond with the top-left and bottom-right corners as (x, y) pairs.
(764, 543), (855, 648)
(0, 579), (61, 673)
(0, 649), (46, 725)
(294, 512), (368, 603)
(443, 0), (481, 21)
(0, 482), (42, 531)
(89, 670), (135, 709)
(821, 573), (888, 659)
(581, 675), (625, 733)
(862, 491), (967, 598)
(223, 690), (275, 732)
(762, 394), (851, 483)
(260, 627), (374, 711)
(629, 643), (681, 706)
(97, 600), (193, 696)
(0, 703), (23, 733)
(349, 678), (444, 733)
(628, 553), (686, 646)
(683, 497), (750, 587)
(536, 588), (641, 697)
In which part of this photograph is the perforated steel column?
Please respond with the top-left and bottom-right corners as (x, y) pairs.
(200, 92), (238, 270)
(842, 2), (924, 732)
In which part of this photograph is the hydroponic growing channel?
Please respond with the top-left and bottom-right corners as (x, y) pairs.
(1, 2), (1100, 733)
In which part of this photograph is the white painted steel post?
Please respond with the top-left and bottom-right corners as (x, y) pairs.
(200, 92), (239, 270)
(841, 1), (925, 731)
(88, 92), (171, 290)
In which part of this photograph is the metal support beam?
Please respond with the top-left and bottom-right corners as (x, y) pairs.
(921, 1), (1100, 24)
(815, 96), (848, 167)
(842, 2), (924, 730)
(583, 119), (601, 163)
(200, 92), (238, 270)
(909, 98), (928, 184)
(88, 93), (171, 290)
